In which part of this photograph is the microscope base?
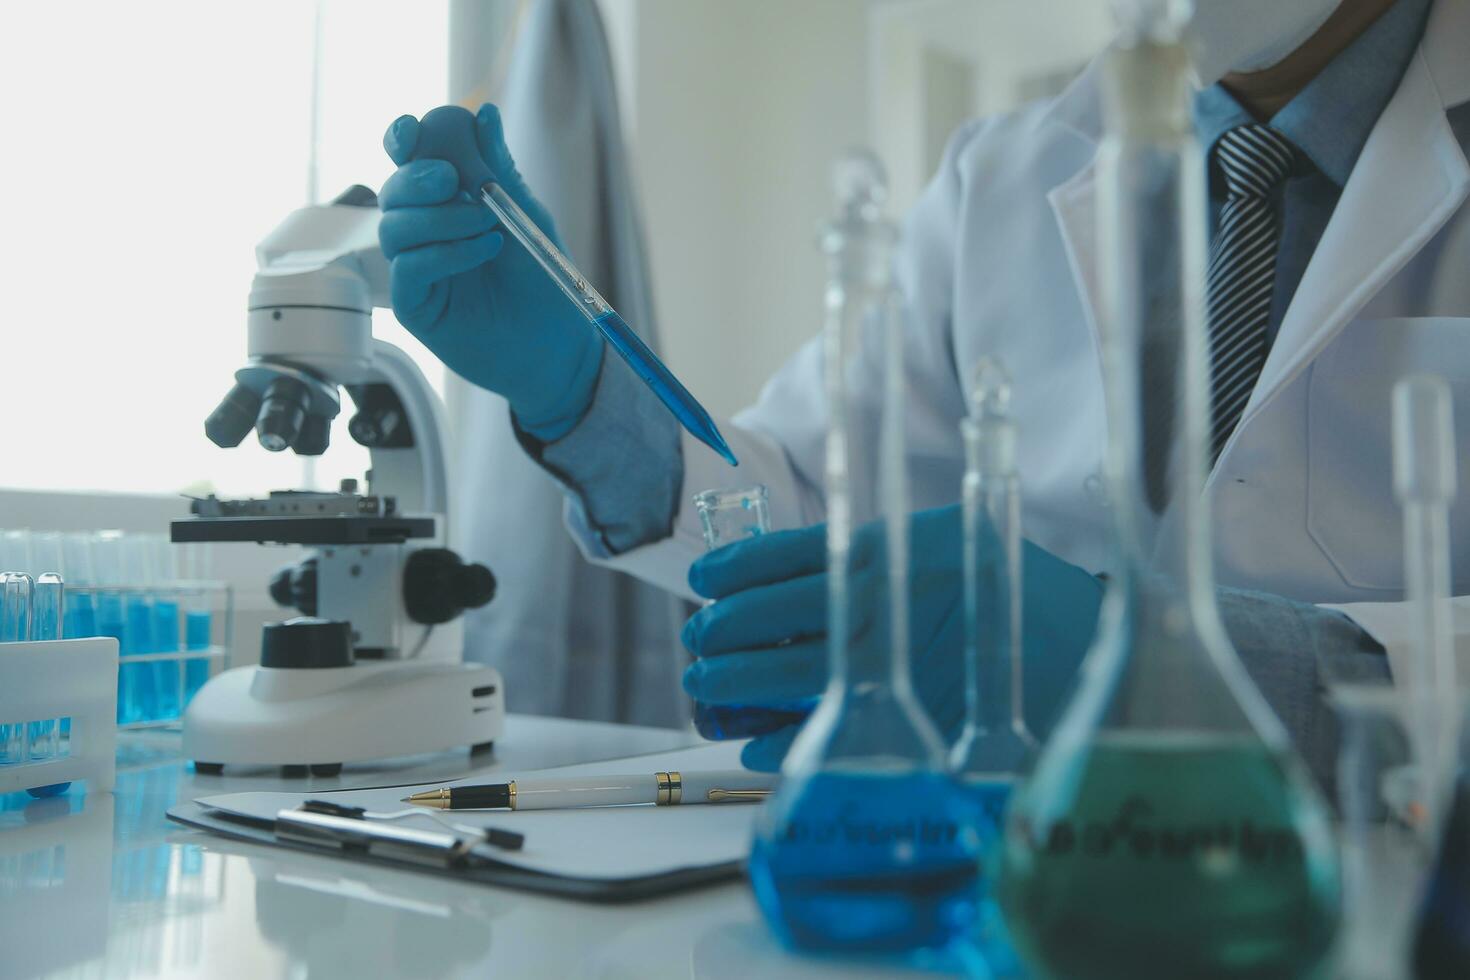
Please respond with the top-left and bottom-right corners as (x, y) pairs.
(183, 660), (504, 772)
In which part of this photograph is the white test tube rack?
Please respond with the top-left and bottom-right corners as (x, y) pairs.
(0, 637), (118, 794)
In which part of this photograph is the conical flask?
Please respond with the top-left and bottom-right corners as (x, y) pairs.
(746, 150), (983, 955)
(994, 10), (1340, 978)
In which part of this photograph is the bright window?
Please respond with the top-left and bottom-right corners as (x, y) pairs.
(0, 1), (448, 497)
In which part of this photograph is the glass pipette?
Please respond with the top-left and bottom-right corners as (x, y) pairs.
(409, 106), (737, 467)
(1393, 374), (1460, 838)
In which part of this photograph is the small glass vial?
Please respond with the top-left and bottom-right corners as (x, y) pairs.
(690, 486), (815, 739)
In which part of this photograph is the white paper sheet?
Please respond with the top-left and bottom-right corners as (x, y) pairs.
(195, 741), (763, 881)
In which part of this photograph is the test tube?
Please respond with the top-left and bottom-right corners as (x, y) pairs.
(179, 541), (214, 702)
(1393, 375), (1459, 838)
(61, 532), (99, 638)
(28, 572), (63, 760)
(690, 487), (815, 740)
(0, 530), (33, 578)
(93, 530), (140, 724)
(2, 573), (34, 763)
(149, 534), (182, 720)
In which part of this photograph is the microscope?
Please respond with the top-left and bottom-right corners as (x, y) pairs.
(174, 186), (504, 776)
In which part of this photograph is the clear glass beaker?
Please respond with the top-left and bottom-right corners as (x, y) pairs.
(746, 150), (982, 956)
(690, 486), (815, 740)
(994, 22), (1340, 979)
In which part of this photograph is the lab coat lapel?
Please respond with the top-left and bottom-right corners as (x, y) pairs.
(1048, 161), (1105, 367)
(1234, 24), (1470, 434)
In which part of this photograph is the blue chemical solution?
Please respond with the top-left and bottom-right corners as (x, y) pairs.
(62, 592), (98, 639)
(184, 609), (212, 703)
(593, 309), (738, 467)
(749, 769), (983, 954)
(958, 776), (1026, 979)
(695, 700), (816, 740)
(118, 595), (157, 724)
(151, 600), (181, 721)
(94, 593), (133, 724)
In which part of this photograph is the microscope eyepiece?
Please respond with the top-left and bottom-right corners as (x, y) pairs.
(205, 383), (264, 449)
(255, 376), (311, 453)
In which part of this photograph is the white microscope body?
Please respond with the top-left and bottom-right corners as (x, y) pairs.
(177, 187), (504, 775)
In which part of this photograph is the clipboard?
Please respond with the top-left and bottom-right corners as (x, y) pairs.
(167, 741), (758, 902)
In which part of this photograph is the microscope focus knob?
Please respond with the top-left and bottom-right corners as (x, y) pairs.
(402, 549), (497, 625)
(260, 617), (354, 669)
(269, 558), (318, 617)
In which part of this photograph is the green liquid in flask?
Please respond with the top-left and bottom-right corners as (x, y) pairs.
(998, 731), (1340, 980)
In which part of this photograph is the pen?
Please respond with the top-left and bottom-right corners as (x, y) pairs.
(403, 769), (777, 812)
(411, 106), (739, 468)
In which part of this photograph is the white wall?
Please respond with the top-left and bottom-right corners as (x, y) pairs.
(599, 0), (872, 419)
(596, 0), (1111, 418)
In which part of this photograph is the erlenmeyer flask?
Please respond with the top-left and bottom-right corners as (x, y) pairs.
(746, 151), (983, 955)
(994, 10), (1340, 978)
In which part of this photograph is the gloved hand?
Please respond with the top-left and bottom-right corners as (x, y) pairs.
(681, 505), (1104, 771)
(379, 104), (603, 441)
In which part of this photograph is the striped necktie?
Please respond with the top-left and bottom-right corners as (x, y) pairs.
(1207, 124), (1296, 462)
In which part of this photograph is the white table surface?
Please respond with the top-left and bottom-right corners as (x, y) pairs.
(0, 716), (952, 980)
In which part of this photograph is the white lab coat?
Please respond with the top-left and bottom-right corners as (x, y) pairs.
(578, 0), (1470, 685)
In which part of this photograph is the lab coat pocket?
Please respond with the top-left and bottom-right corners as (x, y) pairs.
(1306, 317), (1470, 592)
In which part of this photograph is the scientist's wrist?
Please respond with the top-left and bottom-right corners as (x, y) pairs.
(513, 336), (606, 444)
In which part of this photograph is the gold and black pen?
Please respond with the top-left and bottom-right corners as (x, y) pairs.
(404, 769), (776, 812)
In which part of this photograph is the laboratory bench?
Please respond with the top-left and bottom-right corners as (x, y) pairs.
(0, 716), (954, 980)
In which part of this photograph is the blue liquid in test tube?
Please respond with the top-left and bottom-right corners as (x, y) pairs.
(0, 572), (31, 765)
(184, 608), (212, 702)
(27, 573), (64, 761)
(152, 598), (181, 721)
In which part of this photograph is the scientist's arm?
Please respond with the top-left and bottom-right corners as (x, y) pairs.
(379, 106), (804, 588)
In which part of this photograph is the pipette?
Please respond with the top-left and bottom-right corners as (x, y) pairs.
(409, 106), (737, 467)
(1393, 374), (1460, 837)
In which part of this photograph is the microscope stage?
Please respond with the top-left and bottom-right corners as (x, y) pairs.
(170, 515), (436, 546)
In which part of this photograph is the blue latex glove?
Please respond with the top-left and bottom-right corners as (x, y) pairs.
(379, 104), (603, 441)
(682, 505), (1104, 771)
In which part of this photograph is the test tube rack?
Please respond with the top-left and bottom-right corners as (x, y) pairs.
(69, 579), (234, 731)
(0, 637), (118, 794)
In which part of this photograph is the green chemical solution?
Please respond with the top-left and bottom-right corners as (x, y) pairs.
(997, 731), (1340, 980)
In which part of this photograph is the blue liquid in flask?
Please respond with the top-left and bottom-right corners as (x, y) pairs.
(958, 776), (1025, 978)
(749, 769), (983, 954)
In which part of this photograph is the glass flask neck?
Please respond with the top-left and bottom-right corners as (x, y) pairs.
(1082, 37), (1290, 740)
(791, 176), (946, 771)
(1096, 37), (1215, 611)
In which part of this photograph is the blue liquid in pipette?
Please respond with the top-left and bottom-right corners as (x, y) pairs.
(152, 600), (181, 721)
(184, 610), (212, 703)
(749, 770), (982, 954)
(592, 310), (738, 467)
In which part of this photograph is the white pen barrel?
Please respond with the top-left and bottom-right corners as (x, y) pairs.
(512, 774), (654, 810)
